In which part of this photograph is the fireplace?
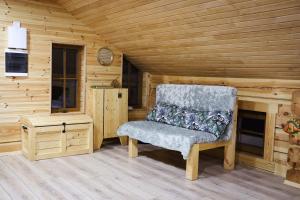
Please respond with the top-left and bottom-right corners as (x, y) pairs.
(237, 110), (266, 157)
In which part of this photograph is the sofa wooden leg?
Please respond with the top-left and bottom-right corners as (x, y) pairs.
(224, 141), (236, 170)
(186, 144), (199, 180)
(224, 104), (237, 170)
(128, 138), (138, 158)
(119, 136), (128, 145)
(224, 126), (237, 170)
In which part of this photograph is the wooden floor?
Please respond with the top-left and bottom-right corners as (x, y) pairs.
(0, 143), (299, 200)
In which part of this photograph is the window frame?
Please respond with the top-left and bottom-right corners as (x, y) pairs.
(51, 43), (82, 113)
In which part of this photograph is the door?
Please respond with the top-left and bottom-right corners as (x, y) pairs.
(92, 89), (104, 149)
(104, 89), (128, 138)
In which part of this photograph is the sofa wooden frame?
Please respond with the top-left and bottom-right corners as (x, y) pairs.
(127, 104), (238, 181)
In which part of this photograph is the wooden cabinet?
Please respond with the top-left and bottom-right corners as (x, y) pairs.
(21, 115), (93, 160)
(91, 88), (128, 150)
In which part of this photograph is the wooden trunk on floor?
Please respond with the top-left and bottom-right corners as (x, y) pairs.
(90, 88), (128, 150)
(21, 115), (93, 160)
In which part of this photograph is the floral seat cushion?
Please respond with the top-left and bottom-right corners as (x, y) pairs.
(147, 103), (232, 138)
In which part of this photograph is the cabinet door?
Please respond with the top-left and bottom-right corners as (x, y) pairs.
(35, 126), (64, 159)
(104, 89), (128, 138)
(65, 123), (93, 153)
(92, 89), (104, 149)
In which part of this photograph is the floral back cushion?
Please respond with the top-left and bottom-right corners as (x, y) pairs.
(146, 103), (233, 138)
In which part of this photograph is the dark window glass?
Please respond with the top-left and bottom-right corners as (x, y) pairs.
(122, 57), (142, 107)
(66, 80), (77, 108)
(5, 52), (28, 73)
(51, 44), (81, 113)
(51, 80), (64, 109)
(52, 48), (64, 78)
(66, 49), (77, 78)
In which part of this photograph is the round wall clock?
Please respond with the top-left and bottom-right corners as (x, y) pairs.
(97, 47), (114, 66)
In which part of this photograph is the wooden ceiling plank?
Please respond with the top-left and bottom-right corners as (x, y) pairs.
(54, 0), (300, 79)
(90, 0), (296, 33)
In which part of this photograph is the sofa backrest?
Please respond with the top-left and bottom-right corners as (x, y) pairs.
(156, 84), (237, 112)
(156, 84), (237, 140)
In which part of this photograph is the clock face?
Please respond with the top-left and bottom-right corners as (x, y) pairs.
(97, 47), (114, 66)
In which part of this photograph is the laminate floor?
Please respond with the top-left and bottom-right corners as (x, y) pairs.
(0, 143), (299, 200)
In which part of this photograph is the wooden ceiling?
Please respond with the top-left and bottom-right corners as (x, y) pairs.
(55, 0), (300, 79)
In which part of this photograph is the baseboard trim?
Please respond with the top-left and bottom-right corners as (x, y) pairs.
(0, 141), (21, 153)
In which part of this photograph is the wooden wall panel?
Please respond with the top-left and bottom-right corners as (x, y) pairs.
(147, 75), (300, 109)
(56, 0), (300, 79)
(0, 0), (122, 151)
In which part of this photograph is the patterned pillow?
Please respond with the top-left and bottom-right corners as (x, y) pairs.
(146, 103), (232, 138)
(146, 103), (184, 126)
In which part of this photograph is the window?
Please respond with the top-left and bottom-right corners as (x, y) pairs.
(51, 44), (82, 113)
(122, 56), (143, 108)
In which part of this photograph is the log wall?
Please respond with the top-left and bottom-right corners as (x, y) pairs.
(0, 0), (122, 152)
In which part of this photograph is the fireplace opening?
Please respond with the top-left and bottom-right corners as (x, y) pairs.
(237, 110), (266, 157)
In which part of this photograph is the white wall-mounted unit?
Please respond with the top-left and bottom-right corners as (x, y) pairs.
(7, 21), (27, 49)
(5, 49), (28, 77)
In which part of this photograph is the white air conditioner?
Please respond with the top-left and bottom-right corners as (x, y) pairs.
(7, 21), (27, 49)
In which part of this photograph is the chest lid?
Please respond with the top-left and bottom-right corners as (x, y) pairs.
(21, 114), (93, 127)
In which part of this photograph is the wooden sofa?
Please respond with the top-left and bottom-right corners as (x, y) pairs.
(118, 84), (238, 180)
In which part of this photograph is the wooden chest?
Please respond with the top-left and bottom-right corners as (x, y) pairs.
(21, 115), (93, 160)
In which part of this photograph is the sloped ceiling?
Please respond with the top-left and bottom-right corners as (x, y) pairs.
(55, 0), (300, 79)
